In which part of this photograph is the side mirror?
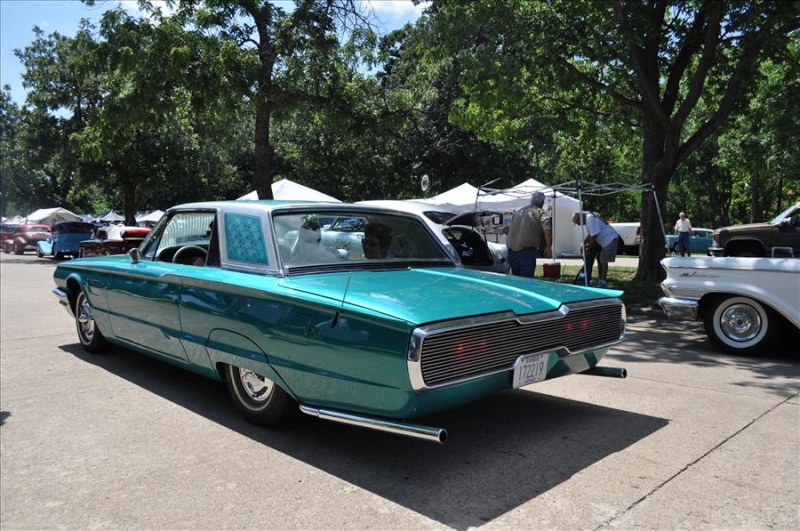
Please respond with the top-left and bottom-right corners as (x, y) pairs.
(128, 248), (141, 263)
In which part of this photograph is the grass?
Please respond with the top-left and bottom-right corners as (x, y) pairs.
(540, 265), (664, 312)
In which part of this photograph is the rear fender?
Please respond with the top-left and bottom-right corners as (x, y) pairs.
(204, 329), (296, 399)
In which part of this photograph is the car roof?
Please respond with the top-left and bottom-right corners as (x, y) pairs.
(168, 200), (430, 216)
(356, 200), (456, 216)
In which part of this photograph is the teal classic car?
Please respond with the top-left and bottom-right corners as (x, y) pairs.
(37, 221), (96, 259)
(665, 228), (714, 256)
(52, 201), (627, 443)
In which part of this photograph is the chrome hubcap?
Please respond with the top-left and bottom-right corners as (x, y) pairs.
(77, 296), (95, 342)
(720, 304), (760, 342)
(238, 368), (273, 403)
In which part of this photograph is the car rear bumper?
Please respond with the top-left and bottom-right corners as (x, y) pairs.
(658, 296), (698, 321)
(52, 287), (73, 316)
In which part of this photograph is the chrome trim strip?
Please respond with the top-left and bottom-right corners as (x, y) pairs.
(299, 404), (447, 444)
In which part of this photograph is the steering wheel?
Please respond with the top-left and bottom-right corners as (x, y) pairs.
(172, 245), (208, 265)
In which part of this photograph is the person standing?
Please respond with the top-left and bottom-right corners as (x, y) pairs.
(674, 212), (693, 256)
(505, 191), (552, 278)
(572, 211), (619, 289)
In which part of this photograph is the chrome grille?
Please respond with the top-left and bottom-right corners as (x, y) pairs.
(416, 301), (624, 387)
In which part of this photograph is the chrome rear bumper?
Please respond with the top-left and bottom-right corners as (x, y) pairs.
(52, 287), (73, 316)
(658, 296), (698, 321)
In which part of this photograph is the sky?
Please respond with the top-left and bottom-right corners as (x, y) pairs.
(0, 0), (427, 106)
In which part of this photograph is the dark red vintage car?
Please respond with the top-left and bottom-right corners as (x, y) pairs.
(78, 225), (151, 257)
(4, 224), (51, 255)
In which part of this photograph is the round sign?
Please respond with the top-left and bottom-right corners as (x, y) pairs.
(420, 174), (430, 192)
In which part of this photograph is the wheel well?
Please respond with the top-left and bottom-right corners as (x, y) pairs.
(698, 292), (787, 323)
(65, 278), (81, 313)
(724, 239), (766, 257)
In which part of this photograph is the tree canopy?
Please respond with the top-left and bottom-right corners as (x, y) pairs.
(1, 0), (797, 281)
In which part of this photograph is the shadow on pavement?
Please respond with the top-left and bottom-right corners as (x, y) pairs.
(59, 341), (668, 529)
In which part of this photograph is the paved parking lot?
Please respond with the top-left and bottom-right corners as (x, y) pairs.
(1, 252), (798, 530)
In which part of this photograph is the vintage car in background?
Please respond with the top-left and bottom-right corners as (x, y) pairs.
(609, 221), (641, 255)
(4, 224), (51, 255)
(358, 200), (510, 273)
(1, 223), (20, 253)
(708, 202), (799, 257)
(665, 228), (714, 256)
(52, 201), (626, 443)
(78, 225), (151, 257)
(36, 221), (96, 259)
(659, 256), (800, 356)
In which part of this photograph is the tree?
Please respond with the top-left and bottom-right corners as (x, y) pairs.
(151, 0), (378, 200)
(427, 0), (799, 280)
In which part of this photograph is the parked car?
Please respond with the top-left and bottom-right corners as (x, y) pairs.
(664, 228), (714, 256)
(36, 221), (96, 259)
(708, 202), (800, 257)
(358, 200), (510, 273)
(52, 201), (627, 443)
(609, 221), (640, 254)
(1, 223), (20, 253)
(78, 225), (151, 257)
(658, 256), (800, 356)
(5, 224), (51, 255)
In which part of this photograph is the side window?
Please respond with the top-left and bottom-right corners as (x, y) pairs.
(223, 213), (268, 265)
(141, 212), (215, 263)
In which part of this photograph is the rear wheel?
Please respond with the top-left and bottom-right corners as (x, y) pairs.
(703, 296), (780, 355)
(75, 291), (110, 353)
(225, 364), (295, 425)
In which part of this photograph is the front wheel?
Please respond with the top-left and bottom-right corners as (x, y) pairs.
(225, 365), (295, 425)
(703, 296), (780, 356)
(75, 291), (110, 353)
(14, 243), (23, 255)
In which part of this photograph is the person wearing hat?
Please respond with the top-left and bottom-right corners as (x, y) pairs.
(572, 211), (619, 288)
(504, 191), (552, 278)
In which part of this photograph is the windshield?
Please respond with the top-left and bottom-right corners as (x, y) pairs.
(273, 209), (452, 268)
(53, 222), (95, 233)
(768, 203), (800, 225)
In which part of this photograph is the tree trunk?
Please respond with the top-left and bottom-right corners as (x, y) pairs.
(634, 117), (672, 282)
(123, 179), (137, 226)
(253, 98), (274, 200)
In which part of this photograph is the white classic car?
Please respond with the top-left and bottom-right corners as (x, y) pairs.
(658, 257), (800, 355)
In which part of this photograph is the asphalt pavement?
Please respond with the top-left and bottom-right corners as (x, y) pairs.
(1, 252), (797, 530)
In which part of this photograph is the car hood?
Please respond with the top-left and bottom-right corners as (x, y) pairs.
(279, 267), (620, 325)
(718, 222), (773, 234)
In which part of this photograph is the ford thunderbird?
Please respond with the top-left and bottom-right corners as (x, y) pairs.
(52, 201), (627, 443)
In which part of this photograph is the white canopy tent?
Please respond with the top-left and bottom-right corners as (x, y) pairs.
(135, 209), (165, 226)
(237, 179), (342, 202)
(25, 207), (83, 226)
(421, 179), (585, 257)
(98, 210), (125, 223)
(417, 182), (483, 212)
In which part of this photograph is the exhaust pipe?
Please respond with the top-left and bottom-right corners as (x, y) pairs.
(299, 404), (447, 444)
(583, 366), (627, 379)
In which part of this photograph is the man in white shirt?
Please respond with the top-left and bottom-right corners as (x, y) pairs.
(674, 212), (693, 256)
(572, 211), (620, 288)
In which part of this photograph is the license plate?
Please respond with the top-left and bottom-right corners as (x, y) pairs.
(513, 353), (549, 388)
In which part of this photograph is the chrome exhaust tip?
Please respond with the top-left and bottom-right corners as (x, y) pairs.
(300, 404), (447, 444)
(583, 366), (627, 378)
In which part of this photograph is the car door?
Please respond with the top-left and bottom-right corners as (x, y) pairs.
(106, 211), (216, 361)
(771, 206), (800, 252)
